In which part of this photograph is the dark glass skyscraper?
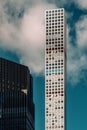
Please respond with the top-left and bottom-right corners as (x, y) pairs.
(0, 57), (34, 130)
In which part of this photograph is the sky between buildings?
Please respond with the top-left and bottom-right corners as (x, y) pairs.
(0, 0), (87, 130)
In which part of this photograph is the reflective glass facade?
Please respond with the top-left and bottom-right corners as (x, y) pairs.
(0, 58), (34, 130)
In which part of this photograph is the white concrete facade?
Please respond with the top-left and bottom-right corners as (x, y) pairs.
(45, 8), (66, 130)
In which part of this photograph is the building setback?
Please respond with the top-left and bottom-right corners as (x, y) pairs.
(45, 9), (66, 130)
(0, 57), (35, 130)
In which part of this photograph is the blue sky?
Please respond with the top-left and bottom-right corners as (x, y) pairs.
(0, 0), (87, 130)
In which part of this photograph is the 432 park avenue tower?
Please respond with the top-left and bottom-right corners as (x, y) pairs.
(45, 8), (66, 130)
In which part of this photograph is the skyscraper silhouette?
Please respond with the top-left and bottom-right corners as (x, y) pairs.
(45, 8), (66, 130)
(0, 57), (34, 130)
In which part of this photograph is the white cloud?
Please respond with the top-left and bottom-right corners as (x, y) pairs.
(47, 0), (68, 7)
(0, 1), (56, 75)
(74, 0), (87, 9)
(0, 0), (87, 84)
(67, 16), (87, 84)
(76, 16), (87, 47)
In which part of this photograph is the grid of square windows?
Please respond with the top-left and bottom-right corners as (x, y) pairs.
(46, 9), (64, 36)
(45, 9), (65, 130)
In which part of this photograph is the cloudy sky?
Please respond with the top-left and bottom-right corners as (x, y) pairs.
(0, 0), (87, 130)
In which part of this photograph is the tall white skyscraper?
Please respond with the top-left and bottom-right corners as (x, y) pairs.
(45, 8), (66, 130)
